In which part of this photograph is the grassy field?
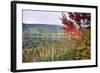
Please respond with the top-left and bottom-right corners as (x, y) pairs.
(22, 29), (91, 63)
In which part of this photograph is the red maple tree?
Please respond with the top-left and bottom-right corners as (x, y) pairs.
(61, 12), (91, 45)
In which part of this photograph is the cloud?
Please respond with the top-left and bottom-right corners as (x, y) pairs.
(23, 10), (63, 26)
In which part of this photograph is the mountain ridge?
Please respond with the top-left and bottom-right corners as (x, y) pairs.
(23, 23), (63, 33)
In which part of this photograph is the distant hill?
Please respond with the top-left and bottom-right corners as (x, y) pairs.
(23, 23), (63, 33)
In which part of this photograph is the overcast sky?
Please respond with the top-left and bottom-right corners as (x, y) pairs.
(23, 10), (64, 26)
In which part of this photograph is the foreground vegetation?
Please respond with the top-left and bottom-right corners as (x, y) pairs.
(22, 28), (91, 63)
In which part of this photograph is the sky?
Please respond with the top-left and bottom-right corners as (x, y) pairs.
(23, 10), (64, 26)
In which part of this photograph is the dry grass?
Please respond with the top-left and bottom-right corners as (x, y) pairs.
(22, 29), (91, 63)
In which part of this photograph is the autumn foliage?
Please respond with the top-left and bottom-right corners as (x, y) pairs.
(61, 12), (91, 46)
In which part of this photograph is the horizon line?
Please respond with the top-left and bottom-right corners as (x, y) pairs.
(22, 23), (66, 26)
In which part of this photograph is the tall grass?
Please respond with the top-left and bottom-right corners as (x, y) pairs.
(22, 29), (91, 63)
